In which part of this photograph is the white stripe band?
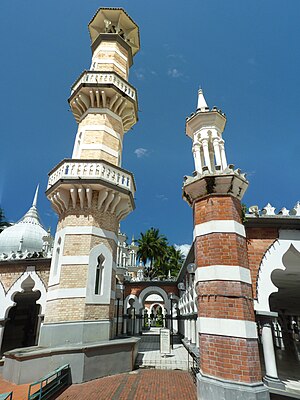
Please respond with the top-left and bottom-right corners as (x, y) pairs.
(80, 143), (119, 158)
(92, 59), (127, 74)
(93, 46), (128, 62)
(77, 124), (122, 141)
(198, 317), (257, 339)
(61, 256), (89, 265)
(195, 265), (252, 284)
(47, 288), (86, 301)
(194, 220), (246, 239)
(57, 226), (117, 244)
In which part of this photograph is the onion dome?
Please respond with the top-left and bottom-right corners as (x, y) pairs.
(0, 186), (48, 255)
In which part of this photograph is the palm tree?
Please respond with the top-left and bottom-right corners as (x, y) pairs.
(137, 228), (184, 279)
(0, 208), (9, 233)
(137, 228), (168, 278)
(167, 246), (184, 277)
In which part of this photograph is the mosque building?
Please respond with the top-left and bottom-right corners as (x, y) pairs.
(0, 6), (299, 400)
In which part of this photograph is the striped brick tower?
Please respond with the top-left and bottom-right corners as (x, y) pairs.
(183, 90), (269, 399)
(39, 8), (139, 347)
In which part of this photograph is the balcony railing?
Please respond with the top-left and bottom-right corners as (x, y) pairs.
(71, 71), (136, 100)
(47, 159), (135, 193)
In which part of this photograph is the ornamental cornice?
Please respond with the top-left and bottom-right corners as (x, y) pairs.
(183, 167), (249, 206)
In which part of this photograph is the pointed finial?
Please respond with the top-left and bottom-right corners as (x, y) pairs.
(131, 234), (135, 245)
(197, 87), (208, 110)
(32, 184), (39, 207)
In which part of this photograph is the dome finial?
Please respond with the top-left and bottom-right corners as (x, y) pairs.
(32, 184), (39, 207)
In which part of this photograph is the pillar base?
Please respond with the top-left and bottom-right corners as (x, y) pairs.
(197, 371), (270, 400)
(263, 376), (285, 391)
(39, 320), (111, 347)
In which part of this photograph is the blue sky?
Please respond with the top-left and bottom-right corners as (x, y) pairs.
(0, 0), (299, 250)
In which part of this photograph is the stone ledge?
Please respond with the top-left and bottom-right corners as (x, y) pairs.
(3, 337), (140, 384)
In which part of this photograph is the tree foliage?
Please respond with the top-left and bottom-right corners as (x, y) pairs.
(137, 227), (184, 279)
(0, 208), (7, 227)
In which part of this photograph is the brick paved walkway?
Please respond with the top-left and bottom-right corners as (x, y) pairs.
(0, 377), (29, 400)
(57, 370), (197, 400)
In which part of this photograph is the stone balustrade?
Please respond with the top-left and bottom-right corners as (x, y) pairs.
(47, 159), (135, 194)
(71, 71), (136, 100)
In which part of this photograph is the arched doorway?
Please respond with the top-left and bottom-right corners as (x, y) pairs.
(269, 244), (300, 381)
(255, 234), (300, 388)
(145, 295), (166, 329)
(1, 276), (41, 355)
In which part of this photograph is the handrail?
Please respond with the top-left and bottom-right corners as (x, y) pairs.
(27, 364), (70, 400)
(0, 393), (13, 400)
(47, 159), (135, 194)
(71, 70), (137, 100)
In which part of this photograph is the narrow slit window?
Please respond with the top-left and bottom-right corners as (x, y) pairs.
(95, 254), (105, 295)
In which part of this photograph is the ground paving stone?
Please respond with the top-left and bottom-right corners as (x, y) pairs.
(57, 369), (197, 400)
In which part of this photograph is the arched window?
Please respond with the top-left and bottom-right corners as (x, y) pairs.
(95, 254), (105, 295)
(53, 237), (61, 278)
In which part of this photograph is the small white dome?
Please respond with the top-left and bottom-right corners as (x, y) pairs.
(0, 187), (48, 254)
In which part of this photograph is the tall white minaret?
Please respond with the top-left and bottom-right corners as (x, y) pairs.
(40, 8), (139, 347)
(183, 90), (267, 400)
(187, 89), (228, 174)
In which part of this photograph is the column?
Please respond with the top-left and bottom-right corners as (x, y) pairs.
(187, 318), (191, 341)
(123, 314), (128, 334)
(261, 319), (284, 389)
(35, 314), (44, 345)
(213, 138), (222, 168)
(219, 140), (227, 169)
(193, 142), (202, 173)
(0, 320), (6, 354)
(196, 317), (199, 347)
(202, 139), (212, 171)
(191, 318), (196, 344)
(135, 314), (141, 334)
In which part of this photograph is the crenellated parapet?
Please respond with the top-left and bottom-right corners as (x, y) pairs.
(247, 202), (300, 218)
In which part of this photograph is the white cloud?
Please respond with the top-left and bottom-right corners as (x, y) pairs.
(134, 68), (145, 81)
(167, 53), (186, 63)
(156, 194), (168, 201)
(134, 148), (149, 158)
(174, 244), (191, 257)
(167, 68), (183, 78)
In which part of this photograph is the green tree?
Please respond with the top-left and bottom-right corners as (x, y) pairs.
(167, 245), (184, 277)
(0, 208), (8, 230)
(137, 228), (167, 278)
(137, 228), (184, 279)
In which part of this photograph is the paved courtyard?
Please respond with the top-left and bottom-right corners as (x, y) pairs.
(0, 329), (299, 399)
(58, 369), (196, 400)
(136, 328), (193, 370)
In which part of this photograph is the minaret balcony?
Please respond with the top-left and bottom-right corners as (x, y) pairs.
(69, 71), (138, 131)
(47, 159), (135, 194)
(71, 71), (137, 100)
(46, 159), (135, 220)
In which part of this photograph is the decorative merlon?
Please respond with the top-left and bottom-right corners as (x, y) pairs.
(262, 203), (276, 216)
(247, 201), (300, 218)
